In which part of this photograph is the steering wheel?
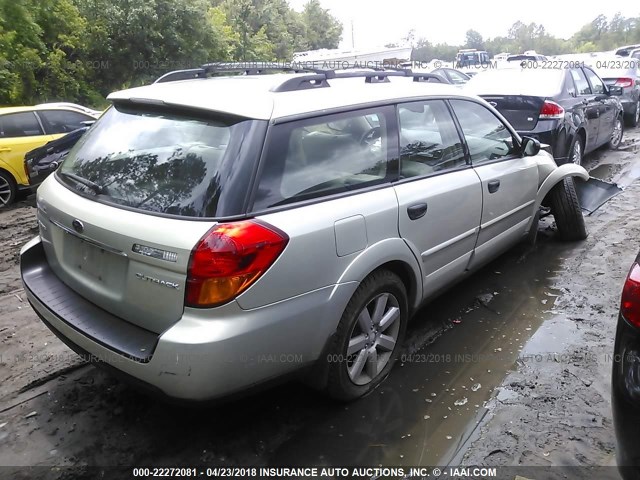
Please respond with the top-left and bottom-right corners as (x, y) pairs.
(359, 126), (382, 146)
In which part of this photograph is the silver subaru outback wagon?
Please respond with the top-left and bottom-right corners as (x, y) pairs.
(20, 65), (589, 401)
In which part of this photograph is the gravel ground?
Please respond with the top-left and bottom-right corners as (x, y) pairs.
(458, 127), (640, 478)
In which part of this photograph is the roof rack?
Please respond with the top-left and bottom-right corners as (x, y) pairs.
(154, 62), (448, 92)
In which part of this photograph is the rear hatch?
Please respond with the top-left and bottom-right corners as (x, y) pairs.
(479, 95), (545, 131)
(37, 104), (263, 333)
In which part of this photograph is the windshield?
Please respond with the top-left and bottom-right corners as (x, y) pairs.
(57, 105), (263, 218)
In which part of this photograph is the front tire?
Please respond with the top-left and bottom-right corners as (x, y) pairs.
(549, 177), (587, 241)
(326, 270), (408, 401)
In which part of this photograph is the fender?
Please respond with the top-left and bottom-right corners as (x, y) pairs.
(528, 164), (589, 231)
(0, 157), (25, 186)
(336, 237), (423, 311)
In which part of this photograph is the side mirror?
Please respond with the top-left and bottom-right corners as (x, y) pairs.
(522, 136), (541, 157)
(608, 85), (624, 96)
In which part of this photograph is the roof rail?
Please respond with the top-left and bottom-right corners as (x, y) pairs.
(155, 68), (206, 84)
(154, 63), (449, 90)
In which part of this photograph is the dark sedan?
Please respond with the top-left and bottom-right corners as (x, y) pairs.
(24, 126), (88, 188)
(613, 252), (640, 480)
(464, 66), (625, 165)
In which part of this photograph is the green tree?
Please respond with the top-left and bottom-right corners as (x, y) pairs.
(301, 0), (342, 50)
(465, 29), (484, 50)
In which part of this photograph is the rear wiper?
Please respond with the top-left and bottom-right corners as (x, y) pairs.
(58, 171), (106, 195)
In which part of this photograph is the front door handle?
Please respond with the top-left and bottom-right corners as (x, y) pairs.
(487, 180), (501, 194)
(407, 203), (428, 220)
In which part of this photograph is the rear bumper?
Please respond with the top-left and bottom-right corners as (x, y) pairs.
(21, 237), (357, 401)
(612, 315), (640, 479)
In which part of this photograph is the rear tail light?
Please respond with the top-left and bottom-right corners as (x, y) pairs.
(539, 100), (565, 120)
(621, 263), (640, 328)
(186, 220), (288, 308)
(614, 77), (634, 88)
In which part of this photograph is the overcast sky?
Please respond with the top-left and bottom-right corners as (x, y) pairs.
(289, 0), (639, 50)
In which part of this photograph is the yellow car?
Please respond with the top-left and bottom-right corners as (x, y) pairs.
(0, 104), (99, 207)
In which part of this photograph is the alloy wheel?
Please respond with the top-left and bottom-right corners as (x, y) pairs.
(635, 101), (640, 125)
(611, 118), (623, 147)
(346, 292), (400, 386)
(571, 140), (582, 165)
(0, 176), (12, 206)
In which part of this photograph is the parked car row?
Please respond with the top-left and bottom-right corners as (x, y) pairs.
(3, 53), (637, 209)
(464, 65), (626, 165)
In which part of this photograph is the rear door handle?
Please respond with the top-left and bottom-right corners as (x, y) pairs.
(407, 203), (428, 220)
(487, 180), (501, 194)
(0, 147), (11, 152)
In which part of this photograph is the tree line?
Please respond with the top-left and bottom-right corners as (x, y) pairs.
(2, 1), (639, 108)
(407, 13), (640, 62)
(0, 0), (342, 107)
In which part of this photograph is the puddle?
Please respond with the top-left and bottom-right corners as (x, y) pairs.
(520, 316), (581, 356)
(269, 234), (576, 467)
(588, 160), (640, 189)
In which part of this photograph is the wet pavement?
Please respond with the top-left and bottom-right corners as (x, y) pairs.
(0, 212), (579, 472)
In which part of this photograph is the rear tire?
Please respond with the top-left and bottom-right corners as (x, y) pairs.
(0, 171), (16, 208)
(568, 135), (584, 165)
(609, 115), (624, 149)
(325, 270), (408, 401)
(626, 100), (639, 128)
(549, 177), (587, 241)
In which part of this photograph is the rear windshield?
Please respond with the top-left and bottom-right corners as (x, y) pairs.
(57, 105), (263, 218)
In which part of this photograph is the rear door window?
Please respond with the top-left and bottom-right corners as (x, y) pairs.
(449, 100), (518, 165)
(0, 112), (44, 138)
(253, 107), (394, 210)
(38, 110), (94, 134)
(398, 100), (467, 178)
(583, 68), (605, 94)
(571, 68), (592, 95)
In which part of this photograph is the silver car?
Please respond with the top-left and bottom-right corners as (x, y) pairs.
(594, 60), (640, 127)
(20, 66), (589, 401)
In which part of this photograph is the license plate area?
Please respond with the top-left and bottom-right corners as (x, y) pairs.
(60, 231), (127, 285)
(76, 240), (108, 281)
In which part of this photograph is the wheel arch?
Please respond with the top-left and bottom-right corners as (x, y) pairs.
(0, 161), (21, 186)
(571, 127), (586, 154)
(536, 164), (589, 212)
(373, 260), (419, 316)
(336, 238), (423, 314)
